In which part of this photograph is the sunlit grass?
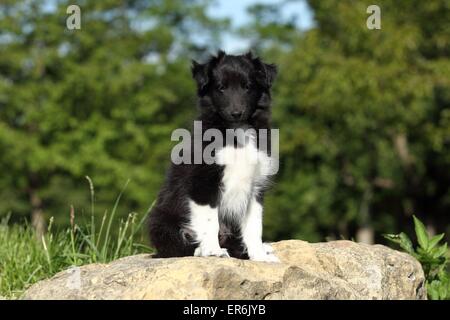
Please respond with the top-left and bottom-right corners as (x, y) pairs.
(0, 177), (152, 299)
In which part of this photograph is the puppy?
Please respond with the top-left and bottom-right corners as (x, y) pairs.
(148, 50), (279, 262)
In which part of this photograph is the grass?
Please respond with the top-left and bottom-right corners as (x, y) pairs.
(0, 177), (152, 299)
(384, 215), (450, 300)
(1, 178), (448, 300)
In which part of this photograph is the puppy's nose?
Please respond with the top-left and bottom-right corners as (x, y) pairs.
(231, 111), (242, 119)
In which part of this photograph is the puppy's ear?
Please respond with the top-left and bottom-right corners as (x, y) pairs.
(245, 51), (254, 60)
(262, 62), (277, 88)
(191, 60), (209, 92)
(191, 51), (226, 93)
(251, 56), (277, 89)
(216, 50), (226, 61)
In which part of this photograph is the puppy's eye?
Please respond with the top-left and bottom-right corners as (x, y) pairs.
(217, 85), (226, 92)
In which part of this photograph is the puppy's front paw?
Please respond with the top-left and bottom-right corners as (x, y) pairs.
(253, 253), (280, 263)
(194, 246), (230, 258)
(249, 250), (280, 263)
(262, 243), (274, 254)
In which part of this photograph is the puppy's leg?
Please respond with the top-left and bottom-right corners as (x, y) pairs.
(262, 243), (274, 254)
(241, 197), (279, 262)
(189, 200), (229, 257)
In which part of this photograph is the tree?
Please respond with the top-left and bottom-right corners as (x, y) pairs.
(243, 0), (450, 243)
(0, 0), (228, 234)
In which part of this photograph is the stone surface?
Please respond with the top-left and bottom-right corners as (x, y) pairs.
(22, 240), (426, 300)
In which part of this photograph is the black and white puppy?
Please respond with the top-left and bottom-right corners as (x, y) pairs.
(148, 50), (279, 262)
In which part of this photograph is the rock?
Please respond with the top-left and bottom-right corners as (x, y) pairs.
(22, 240), (426, 300)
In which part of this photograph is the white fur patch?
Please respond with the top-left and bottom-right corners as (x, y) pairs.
(189, 136), (276, 260)
(241, 198), (279, 262)
(216, 138), (274, 219)
(217, 143), (257, 218)
(188, 200), (229, 257)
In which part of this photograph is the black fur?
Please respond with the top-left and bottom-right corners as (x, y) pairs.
(148, 51), (277, 258)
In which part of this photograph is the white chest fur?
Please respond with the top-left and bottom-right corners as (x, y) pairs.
(216, 141), (273, 218)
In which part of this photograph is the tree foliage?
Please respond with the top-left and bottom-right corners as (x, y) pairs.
(0, 0), (449, 245)
(248, 0), (450, 242)
(0, 0), (227, 229)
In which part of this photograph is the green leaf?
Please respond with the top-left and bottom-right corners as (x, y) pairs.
(432, 243), (448, 259)
(383, 233), (415, 256)
(427, 282), (440, 300)
(428, 233), (445, 250)
(383, 233), (401, 244)
(416, 247), (428, 257)
(398, 232), (415, 255)
(438, 284), (448, 300)
(413, 215), (429, 251)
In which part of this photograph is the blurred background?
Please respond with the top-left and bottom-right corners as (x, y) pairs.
(0, 0), (449, 245)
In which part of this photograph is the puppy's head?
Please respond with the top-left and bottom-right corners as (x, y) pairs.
(192, 51), (277, 124)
